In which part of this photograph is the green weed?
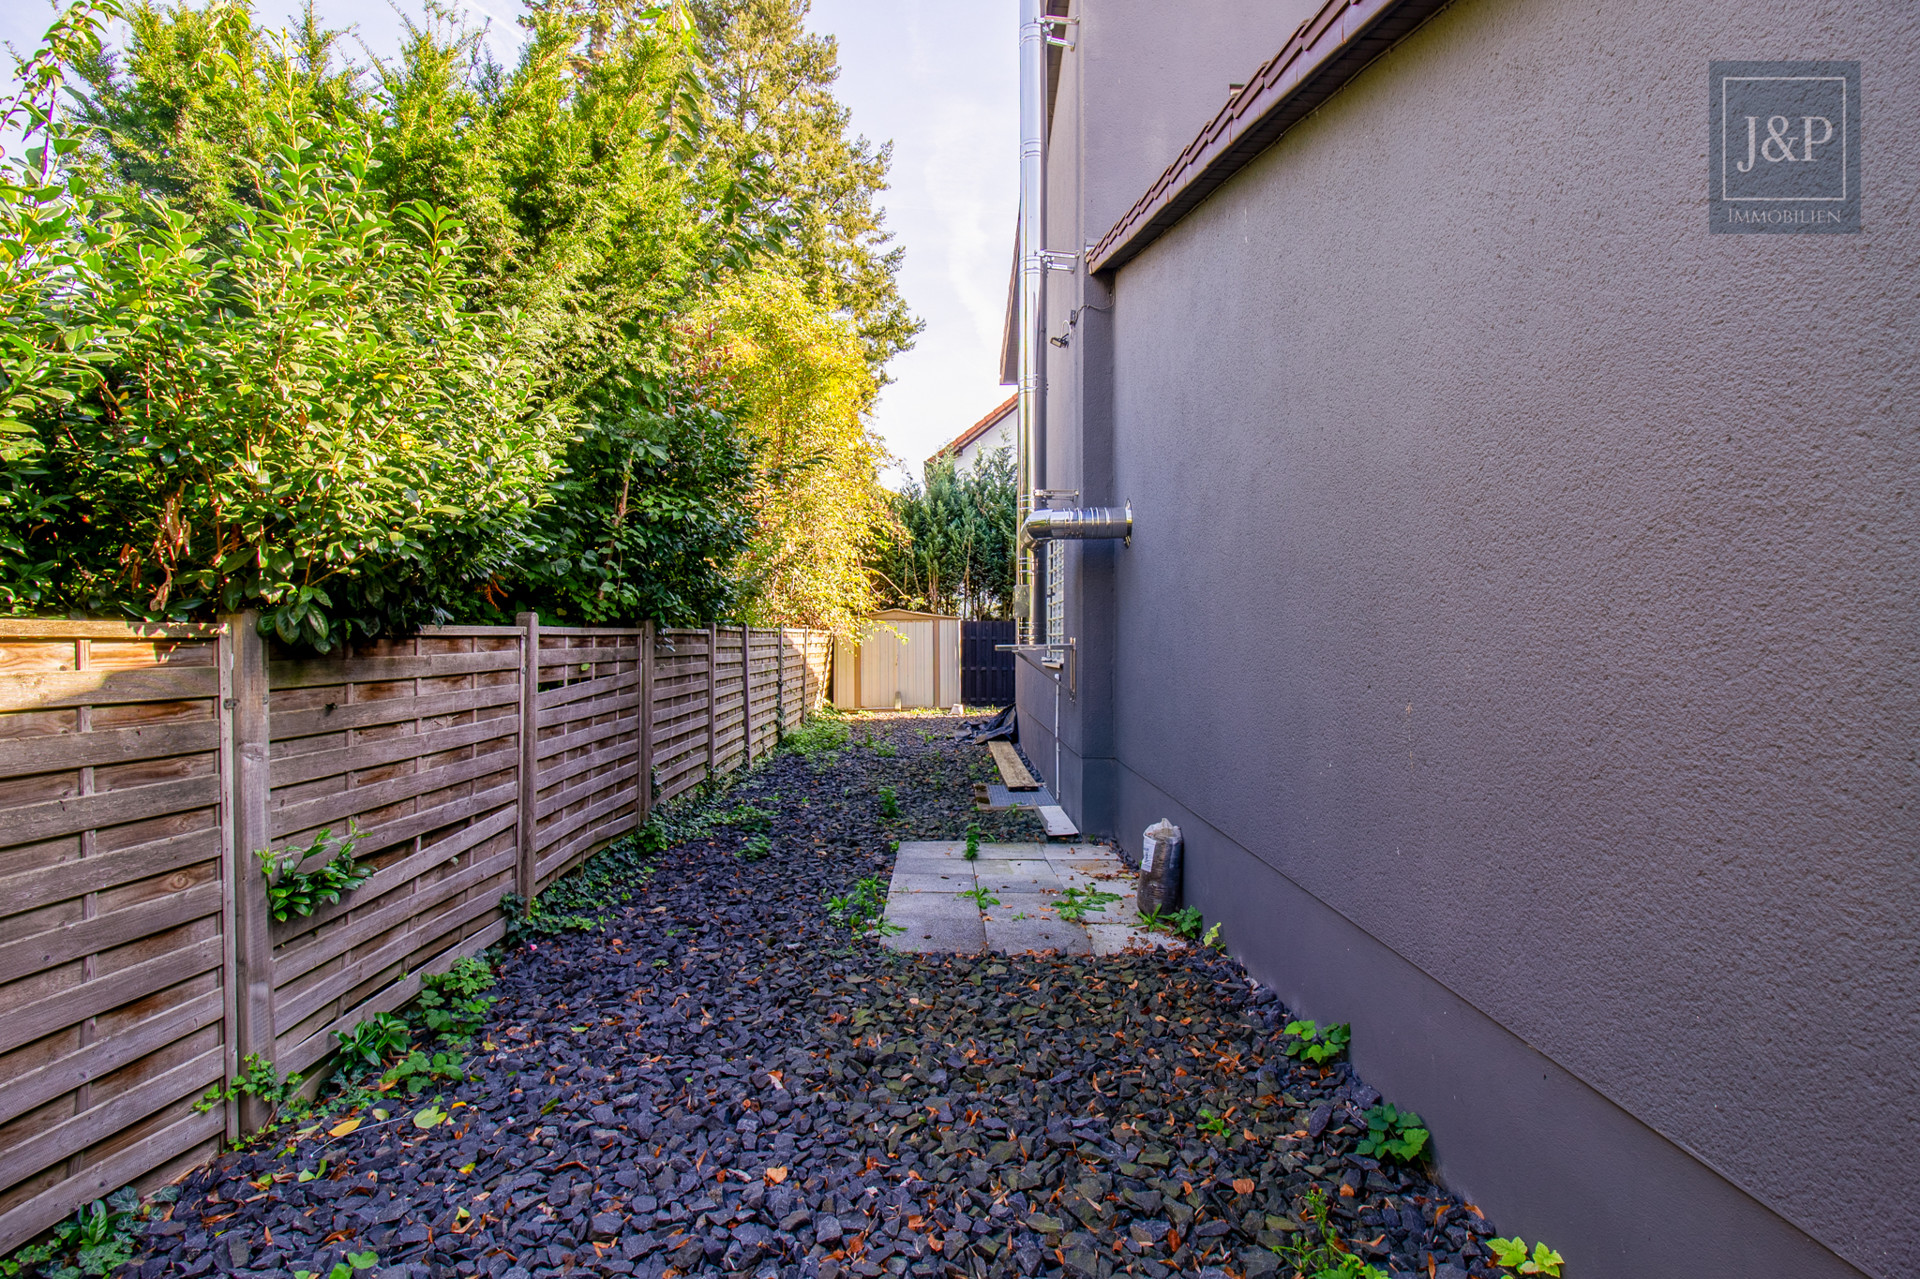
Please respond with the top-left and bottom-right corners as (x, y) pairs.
(1053, 885), (1121, 924)
(293, 1249), (379, 1279)
(878, 786), (899, 818)
(739, 833), (772, 862)
(1489, 1238), (1564, 1277)
(826, 876), (904, 937)
(257, 825), (368, 922)
(964, 823), (980, 860)
(1196, 1107), (1229, 1139)
(193, 1052), (303, 1122)
(959, 886), (1001, 909)
(1137, 904), (1205, 939)
(1356, 1102), (1429, 1163)
(1269, 1186), (1388, 1279)
(335, 1013), (410, 1073)
(0, 1187), (162, 1279)
(1279, 1019), (1351, 1065)
(784, 710), (850, 758)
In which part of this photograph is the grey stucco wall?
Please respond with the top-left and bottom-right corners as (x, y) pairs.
(1024, 0), (1919, 1275)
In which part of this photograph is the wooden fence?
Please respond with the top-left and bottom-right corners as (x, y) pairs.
(0, 617), (831, 1252)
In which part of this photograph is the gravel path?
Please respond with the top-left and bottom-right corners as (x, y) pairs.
(129, 713), (1506, 1279)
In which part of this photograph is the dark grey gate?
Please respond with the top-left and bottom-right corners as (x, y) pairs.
(961, 620), (1016, 707)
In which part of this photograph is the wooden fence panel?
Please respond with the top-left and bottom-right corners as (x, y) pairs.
(531, 629), (644, 891)
(0, 617), (831, 1250)
(745, 630), (780, 760)
(264, 632), (521, 1078)
(710, 628), (747, 778)
(651, 629), (713, 806)
(0, 625), (232, 1253)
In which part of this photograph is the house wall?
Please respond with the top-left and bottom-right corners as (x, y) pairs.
(1021, 1), (1919, 1277)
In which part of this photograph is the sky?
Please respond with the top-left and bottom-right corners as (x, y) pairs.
(0, 0), (1018, 488)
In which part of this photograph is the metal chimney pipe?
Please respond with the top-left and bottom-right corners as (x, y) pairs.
(1014, 0), (1045, 644)
(1022, 504), (1132, 544)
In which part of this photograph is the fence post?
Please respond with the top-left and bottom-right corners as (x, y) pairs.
(516, 612), (539, 908)
(224, 612), (276, 1134)
(706, 626), (718, 781)
(638, 621), (655, 824)
(776, 629), (785, 737)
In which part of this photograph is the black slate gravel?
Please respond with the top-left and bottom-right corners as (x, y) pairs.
(127, 713), (1508, 1279)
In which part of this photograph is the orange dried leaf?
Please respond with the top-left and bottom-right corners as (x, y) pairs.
(765, 1167), (789, 1185)
(1231, 1178), (1255, 1196)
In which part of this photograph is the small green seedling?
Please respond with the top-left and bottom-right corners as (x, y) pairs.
(878, 786), (900, 818)
(960, 886), (1001, 909)
(1268, 1186), (1387, 1279)
(1489, 1238), (1564, 1277)
(1053, 885), (1121, 924)
(1279, 1019), (1351, 1065)
(740, 833), (772, 862)
(295, 1249), (380, 1279)
(1355, 1102), (1429, 1163)
(964, 823), (981, 860)
(826, 876), (904, 936)
(1201, 921), (1224, 948)
(1196, 1108), (1229, 1139)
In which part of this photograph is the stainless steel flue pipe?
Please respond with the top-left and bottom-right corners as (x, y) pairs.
(1014, 0), (1045, 644)
(1022, 504), (1133, 545)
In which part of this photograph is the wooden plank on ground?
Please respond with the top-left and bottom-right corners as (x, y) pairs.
(989, 740), (1038, 790)
(1038, 804), (1079, 839)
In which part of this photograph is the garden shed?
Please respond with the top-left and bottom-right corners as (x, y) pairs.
(832, 609), (960, 710)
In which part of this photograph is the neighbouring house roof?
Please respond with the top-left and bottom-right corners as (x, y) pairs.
(928, 395), (1018, 468)
(1089, 0), (1450, 274)
(870, 609), (960, 622)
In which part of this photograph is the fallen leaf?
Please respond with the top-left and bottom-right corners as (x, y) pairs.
(1339, 1184), (1356, 1198)
(765, 1166), (788, 1184)
(1232, 1178), (1255, 1196)
(413, 1106), (447, 1129)
(328, 1118), (361, 1138)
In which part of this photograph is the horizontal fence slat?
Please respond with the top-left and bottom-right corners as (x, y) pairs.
(271, 716), (520, 790)
(0, 879), (224, 986)
(267, 650), (523, 690)
(0, 989), (225, 1126)
(0, 937), (223, 1058)
(3, 775), (220, 847)
(0, 1107), (222, 1255)
(269, 751), (513, 842)
(0, 828), (220, 912)
(0, 666), (219, 713)
(0, 1044), (224, 1197)
(269, 684), (520, 743)
(0, 719), (220, 778)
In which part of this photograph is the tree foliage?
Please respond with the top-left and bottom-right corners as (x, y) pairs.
(688, 0), (919, 377)
(871, 445), (1016, 619)
(0, 0), (913, 643)
(695, 266), (889, 633)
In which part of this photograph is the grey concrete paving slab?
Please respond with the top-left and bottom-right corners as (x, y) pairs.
(973, 859), (1060, 893)
(889, 870), (976, 893)
(885, 912), (986, 954)
(984, 908), (1090, 954)
(1087, 923), (1173, 956)
(880, 841), (1181, 958)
